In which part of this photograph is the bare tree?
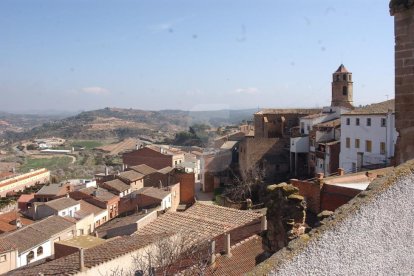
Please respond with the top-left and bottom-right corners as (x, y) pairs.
(103, 232), (211, 276)
(224, 165), (265, 202)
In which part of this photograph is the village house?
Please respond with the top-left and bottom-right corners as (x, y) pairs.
(53, 235), (106, 260)
(117, 170), (144, 191)
(134, 187), (172, 210)
(0, 215), (75, 273)
(0, 210), (33, 234)
(0, 240), (17, 274)
(122, 145), (185, 169)
(75, 200), (108, 229)
(340, 99), (396, 173)
(128, 164), (174, 188)
(100, 179), (131, 198)
(0, 168), (50, 197)
(9, 203), (264, 275)
(34, 182), (73, 202)
(239, 108), (321, 182)
(70, 187), (120, 220)
(95, 208), (158, 238)
(290, 65), (355, 178)
(32, 196), (80, 220)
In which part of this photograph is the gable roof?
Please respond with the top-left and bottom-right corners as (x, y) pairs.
(129, 164), (158, 175)
(158, 166), (174, 174)
(102, 179), (130, 193)
(79, 187), (118, 202)
(44, 197), (79, 211)
(118, 170), (144, 182)
(36, 183), (68, 196)
(8, 234), (170, 275)
(135, 187), (170, 200)
(0, 216), (74, 253)
(345, 99), (395, 115)
(77, 200), (106, 217)
(134, 202), (263, 240)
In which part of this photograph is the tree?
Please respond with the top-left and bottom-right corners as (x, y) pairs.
(224, 165), (265, 202)
(106, 232), (211, 276)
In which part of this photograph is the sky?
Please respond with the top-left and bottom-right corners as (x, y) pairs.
(0, 0), (395, 113)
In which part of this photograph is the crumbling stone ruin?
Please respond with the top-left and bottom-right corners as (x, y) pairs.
(262, 183), (306, 254)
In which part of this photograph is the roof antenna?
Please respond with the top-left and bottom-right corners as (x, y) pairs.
(385, 94), (389, 100)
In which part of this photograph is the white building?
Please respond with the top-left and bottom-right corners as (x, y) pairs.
(340, 99), (396, 173)
(34, 197), (80, 220)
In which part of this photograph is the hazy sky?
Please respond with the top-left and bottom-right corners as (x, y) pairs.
(0, 0), (394, 113)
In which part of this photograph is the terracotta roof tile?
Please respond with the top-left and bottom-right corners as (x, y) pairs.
(129, 164), (158, 175)
(118, 170), (144, 182)
(345, 99), (395, 115)
(102, 179), (130, 193)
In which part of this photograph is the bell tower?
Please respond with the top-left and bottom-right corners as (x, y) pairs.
(331, 64), (354, 109)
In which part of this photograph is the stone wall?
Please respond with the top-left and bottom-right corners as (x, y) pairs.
(250, 160), (414, 275)
(391, 2), (414, 164)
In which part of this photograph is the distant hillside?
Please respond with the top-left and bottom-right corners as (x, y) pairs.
(1, 107), (255, 142)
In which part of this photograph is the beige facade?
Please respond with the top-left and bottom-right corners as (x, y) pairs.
(0, 168), (50, 197)
(0, 248), (17, 274)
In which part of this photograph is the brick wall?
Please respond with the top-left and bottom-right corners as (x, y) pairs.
(392, 5), (414, 164)
(290, 179), (322, 214)
(176, 173), (195, 204)
(320, 184), (361, 211)
(123, 148), (172, 169)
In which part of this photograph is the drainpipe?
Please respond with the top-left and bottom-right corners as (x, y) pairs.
(224, 233), (232, 258)
(79, 248), (85, 272)
(209, 240), (216, 267)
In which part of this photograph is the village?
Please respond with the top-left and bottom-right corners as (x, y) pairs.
(0, 1), (414, 275)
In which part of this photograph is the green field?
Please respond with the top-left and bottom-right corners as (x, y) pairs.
(70, 140), (105, 149)
(19, 156), (73, 173)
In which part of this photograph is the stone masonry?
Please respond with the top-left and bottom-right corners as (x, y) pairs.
(262, 183), (306, 254)
(390, 0), (414, 164)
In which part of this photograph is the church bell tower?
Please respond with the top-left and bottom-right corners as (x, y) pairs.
(331, 64), (354, 109)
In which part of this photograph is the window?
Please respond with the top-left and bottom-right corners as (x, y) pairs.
(355, 139), (360, 149)
(307, 125), (310, 132)
(0, 254), (6, 262)
(37, 246), (43, 256)
(380, 142), (386, 155)
(346, 137), (350, 148)
(27, 251), (35, 263)
(342, 86), (347, 95)
(367, 118), (371, 126)
(348, 75), (352, 81)
(366, 140), (372, 153)
(343, 74), (347, 81)
(381, 118), (386, 127)
(356, 118), (360, 126)
(346, 118), (350, 125)
(61, 211), (66, 216)
(300, 122), (304, 134)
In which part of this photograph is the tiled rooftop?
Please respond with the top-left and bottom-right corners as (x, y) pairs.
(255, 108), (321, 115)
(102, 179), (130, 193)
(134, 203), (263, 241)
(36, 183), (68, 195)
(77, 200), (106, 217)
(8, 234), (170, 275)
(129, 164), (158, 175)
(44, 197), (79, 211)
(135, 187), (170, 200)
(118, 170), (144, 182)
(207, 235), (263, 276)
(1, 216), (74, 253)
(79, 187), (118, 202)
(345, 99), (395, 115)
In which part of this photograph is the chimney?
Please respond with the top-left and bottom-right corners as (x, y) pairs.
(122, 164), (126, 172)
(79, 248), (85, 272)
(16, 218), (22, 229)
(209, 240), (216, 266)
(338, 168), (345, 176)
(261, 215), (267, 231)
(105, 167), (109, 176)
(316, 173), (324, 179)
(136, 144), (139, 150)
(11, 167), (15, 174)
(224, 233), (232, 258)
